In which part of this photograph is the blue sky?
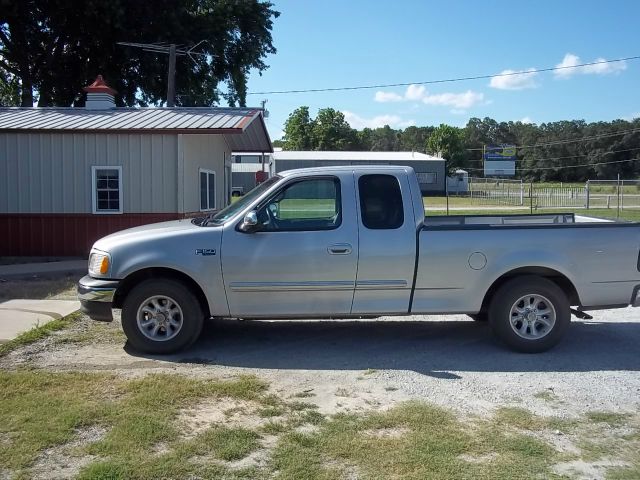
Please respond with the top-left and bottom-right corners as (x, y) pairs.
(243, 0), (640, 140)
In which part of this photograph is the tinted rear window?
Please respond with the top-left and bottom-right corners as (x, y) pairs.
(358, 174), (404, 229)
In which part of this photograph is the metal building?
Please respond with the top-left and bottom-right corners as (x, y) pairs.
(272, 150), (446, 194)
(230, 152), (274, 195)
(0, 76), (272, 256)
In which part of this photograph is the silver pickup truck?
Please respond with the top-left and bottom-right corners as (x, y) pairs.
(78, 166), (640, 354)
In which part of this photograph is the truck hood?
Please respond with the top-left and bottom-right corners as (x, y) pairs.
(94, 219), (200, 251)
(92, 219), (223, 279)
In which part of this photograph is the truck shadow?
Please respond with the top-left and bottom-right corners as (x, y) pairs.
(129, 316), (640, 377)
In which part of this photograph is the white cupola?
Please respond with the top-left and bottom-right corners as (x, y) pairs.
(83, 75), (116, 110)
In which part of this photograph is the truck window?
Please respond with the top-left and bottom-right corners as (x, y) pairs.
(258, 177), (342, 231)
(358, 174), (404, 229)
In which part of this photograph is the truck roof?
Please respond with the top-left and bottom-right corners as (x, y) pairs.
(278, 165), (415, 177)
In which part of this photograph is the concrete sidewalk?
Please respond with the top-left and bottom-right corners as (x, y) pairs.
(0, 260), (87, 279)
(0, 299), (80, 342)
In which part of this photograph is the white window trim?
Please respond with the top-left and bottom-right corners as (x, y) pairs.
(91, 166), (123, 214)
(199, 168), (216, 211)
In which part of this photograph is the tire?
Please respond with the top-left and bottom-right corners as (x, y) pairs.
(121, 278), (204, 354)
(488, 275), (570, 353)
(468, 313), (488, 322)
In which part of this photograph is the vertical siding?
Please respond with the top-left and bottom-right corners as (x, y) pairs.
(0, 132), (178, 213)
(181, 134), (230, 212)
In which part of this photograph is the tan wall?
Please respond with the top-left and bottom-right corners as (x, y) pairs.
(179, 134), (231, 213)
(0, 132), (178, 213)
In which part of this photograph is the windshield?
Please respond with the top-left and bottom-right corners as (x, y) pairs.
(203, 175), (281, 225)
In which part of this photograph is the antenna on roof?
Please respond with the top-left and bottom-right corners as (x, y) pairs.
(117, 41), (209, 107)
(260, 99), (269, 118)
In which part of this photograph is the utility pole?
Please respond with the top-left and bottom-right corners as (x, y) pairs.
(117, 41), (207, 107)
(167, 44), (177, 107)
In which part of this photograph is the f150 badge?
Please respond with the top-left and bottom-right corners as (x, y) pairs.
(195, 248), (216, 256)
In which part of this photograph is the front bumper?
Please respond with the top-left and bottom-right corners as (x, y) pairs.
(77, 275), (120, 322)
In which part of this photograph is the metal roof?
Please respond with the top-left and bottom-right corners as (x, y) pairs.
(273, 150), (443, 162)
(0, 107), (272, 152)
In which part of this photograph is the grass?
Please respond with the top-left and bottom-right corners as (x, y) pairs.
(1, 367), (640, 479)
(0, 371), (268, 479)
(270, 402), (558, 479)
(0, 311), (81, 357)
(533, 390), (559, 402)
(585, 411), (632, 427)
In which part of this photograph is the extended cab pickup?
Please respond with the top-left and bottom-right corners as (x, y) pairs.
(78, 166), (640, 354)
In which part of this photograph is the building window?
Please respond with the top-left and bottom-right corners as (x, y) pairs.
(416, 172), (437, 184)
(200, 169), (216, 211)
(92, 166), (122, 214)
(358, 174), (404, 230)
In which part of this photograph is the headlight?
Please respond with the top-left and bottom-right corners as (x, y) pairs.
(88, 251), (111, 277)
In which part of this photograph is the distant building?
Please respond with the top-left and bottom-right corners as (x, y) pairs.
(271, 150), (446, 194)
(447, 169), (469, 193)
(230, 152), (274, 196)
(0, 76), (271, 256)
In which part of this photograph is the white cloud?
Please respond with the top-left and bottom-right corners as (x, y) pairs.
(342, 111), (415, 129)
(520, 117), (533, 124)
(405, 84), (427, 101)
(489, 68), (538, 90)
(374, 91), (403, 102)
(373, 84), (485, 109)
(422, 90), (485, 109)
(554, 53), (627, 78)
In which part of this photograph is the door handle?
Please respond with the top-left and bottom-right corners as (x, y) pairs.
(328, 243), (352, 255)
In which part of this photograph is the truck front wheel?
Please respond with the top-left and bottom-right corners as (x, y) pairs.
(121, 278), (204, 354)
(488, 276), (570, 353)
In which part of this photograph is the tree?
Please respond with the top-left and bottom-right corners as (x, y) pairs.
(398, 126), (434, 152)
(427, 124), (465, 171)
(368, 125), (400, 151)
(0, 0), (279, 107)
(311, 108), (358, 150)
(282, 107), (358, 151)
(0, 69), (19, 106)
(282, 106), (314, 150)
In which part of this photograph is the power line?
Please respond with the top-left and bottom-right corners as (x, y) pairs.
(466, 127), (640, 151)
(466, 146), (640, 163)
(247, 55), (640, 95)
(465, 157), (640, 172)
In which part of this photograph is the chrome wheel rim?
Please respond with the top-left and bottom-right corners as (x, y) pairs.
(136, 295), (183, 342)
(509, 294), (556, 340)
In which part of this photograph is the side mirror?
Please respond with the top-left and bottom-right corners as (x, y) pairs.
(239, 210), (259, 233)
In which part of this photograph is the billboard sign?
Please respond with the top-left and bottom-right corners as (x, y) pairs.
(483, 144), (516, 161)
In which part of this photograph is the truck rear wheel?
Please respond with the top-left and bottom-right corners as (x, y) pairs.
(488, 276), (570, 353)
(121, 278), (204, 354)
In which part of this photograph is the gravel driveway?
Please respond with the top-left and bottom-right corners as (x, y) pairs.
(4, 306), (639, 419)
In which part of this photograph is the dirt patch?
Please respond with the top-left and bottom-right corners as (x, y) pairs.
(29, 425), (107, 480)
(177, 398), (266, 438)
(553, 459), (631, 479)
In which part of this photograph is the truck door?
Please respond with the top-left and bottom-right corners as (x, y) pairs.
(352, 172), (417, 314)
(221, 173), (359, 317)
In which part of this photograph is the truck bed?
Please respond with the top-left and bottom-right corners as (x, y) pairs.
(423, 212), (623, 227)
